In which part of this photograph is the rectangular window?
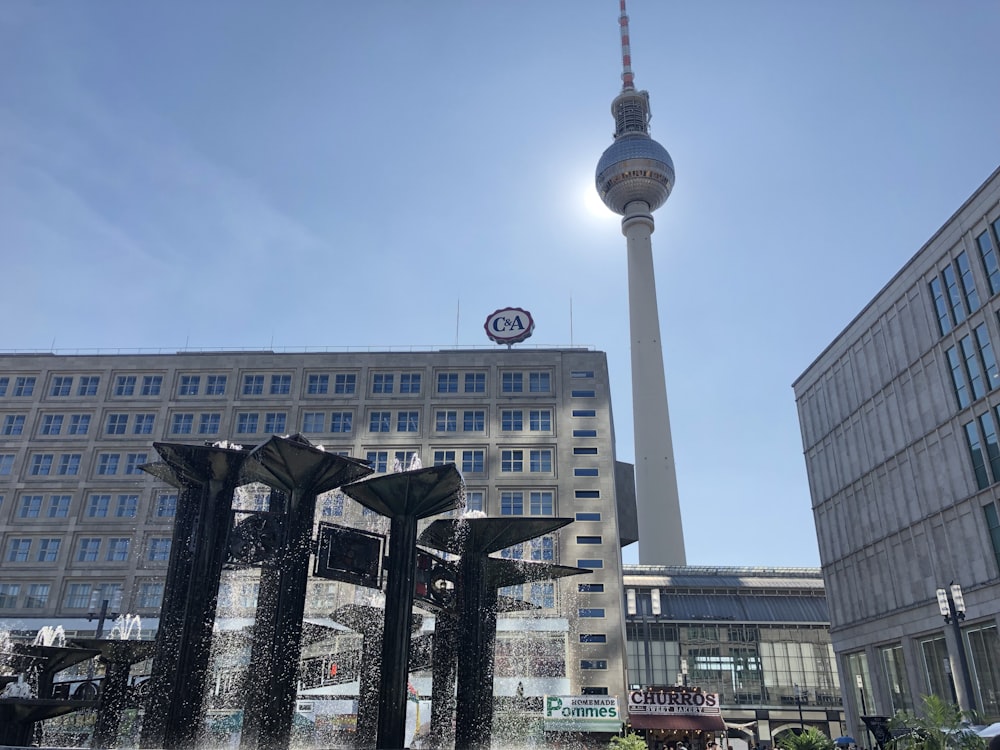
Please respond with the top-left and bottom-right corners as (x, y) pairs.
(179, 375), (200, 396)
(573, 429), (598, 438)
(138, 583), (164, 608)
(985, 502), (1000, 574)
(68, 414), (91, 435)
(438, 373), (458, 393)
(574, 447), (599, 455)
(13, 376), (36, 397)
(579, 608), (606, 618)
(148, 538), (172, 561)
(171, 413), (194, 434)
(270, 374), (292, 395)
(48, 495), (72, 518)
(106, 538), (130, 561)
(465, 372), (486, 393)
(501, 449), (524, 472)
(87, 494), (111, 517)
(31, 454), (53, 475)
(956, 250), (981, 314)
(580, 659), (608, 670)
(115, 375), (136, 396)
(502, 372), (523, 393)
(0, 454), (14, 475)
(19, 494), (43, 518)
(40, 414), (63, 435)
(57, 454), (81, 475)
(334, 373), (357, 394)
(50, 376), (73, 397)
(574, 468), (599, 477)
(308, 374), (329, 394)
(530, 490), (553, 515)
(501, 410), (523, 431)
(978, 229), (1000, 296)
(133, 413), (155, 434)
(264, 412), (287, 433)
(462, 450), (485, 473)
(366, 451), (389, 472)
(97, 453), (120, 475)
(572, 409), (597, 417)
(571, 370), (595, 378)
(25, 584), (49, 609)
(243, 374), (265, 395)
(2, 415), (25, 435)
(125, 453), (148, 475)
(529, 372), (551, 393)
(577, 535), (603, 544)
(501, 491), (524, 515)
(0, 584), (19, 608)
(156, 492), (178, 517)
(576, 512), (602, 521)
(978, 323), (1000, 388)
(572, 389), (596, 398)
(0, 377), (7, 396)
(529, 410), (551, 431)
(965, 420), (991, 490)
(373, 373), (394, 393)
(436, 411), (457, 432)
(531, 582), (555, 608)
(141, 375), (163, 396)
(6, 538), (31, 562)
(396, 411), (419, 432)
(529, 449), (552, 473)
(578, 583), (605, 593)
(330, 411), (353, 433)
(465, 489), (485, 512)
(77, 376), (100, 396)
(580, 633), (608, 643)
(961, 334), (987, 401)
(369, 411), (391, 432)
(206, 374), (227, 395)
(942, 264), (967, 326)
(577, 559), (604, 569)
(64, 583), (92, 609)
(237, 412), (259, 434)
(400, 373), (421, 393)
(463, 410), (485, 432)
(930, 278), (951, 334)
(76, 538), (101, 562)
(434, 450), (456, 465)
(302, 412), (326, 432)
(106, 413), (129, 434)
(198, 413), (221, 434)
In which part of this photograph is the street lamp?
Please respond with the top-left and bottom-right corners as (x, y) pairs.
(936, 582), (976, 711)
(943, 657), (958, 703)
(88, 588), (123, 638)
(856, 675), (873, 750)
(678, 657), (689, 687)
(793, 684), (806, 730)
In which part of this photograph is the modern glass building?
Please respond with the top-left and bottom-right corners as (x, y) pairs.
(794, 165), (1000, 737)
(622, 565), (844, 750)
(0, 347), (635, 724)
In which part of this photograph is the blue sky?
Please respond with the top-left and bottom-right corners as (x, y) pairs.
(3, 1), (1000, 567)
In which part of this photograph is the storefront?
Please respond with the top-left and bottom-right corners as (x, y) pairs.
(544, 695), (623, 748)
(627, 687), (726, 750)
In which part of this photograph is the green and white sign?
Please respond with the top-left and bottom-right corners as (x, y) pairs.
(544, 695), (622, 733)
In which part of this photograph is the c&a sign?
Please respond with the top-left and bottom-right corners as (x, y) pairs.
(484, 307), (534, 345)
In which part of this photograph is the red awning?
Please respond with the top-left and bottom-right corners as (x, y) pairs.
(627, 713), (727, 731)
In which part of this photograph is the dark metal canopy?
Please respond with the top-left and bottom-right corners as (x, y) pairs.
(138, 460), (184, 488)
(419, 517), (574, 556)
(485, 558), (592, 589)
(341, 464), (464, 519)
(149, 442), (250, 486)
(242, 434), (372, 493)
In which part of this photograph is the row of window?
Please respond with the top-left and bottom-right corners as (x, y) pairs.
(0, 405), (601, 440)
(0, 581), (164, 611)
(0, 369), (599, 401)
(931, 221), (1000, 339)
(3, 535), (171, 564)
(945, 322), (999, 410)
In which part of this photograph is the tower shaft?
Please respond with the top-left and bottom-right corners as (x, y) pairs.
(623, 203), (686, 565)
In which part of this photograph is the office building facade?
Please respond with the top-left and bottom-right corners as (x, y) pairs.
(793, 166), (1000, 734)
(0, 347), (631, 703)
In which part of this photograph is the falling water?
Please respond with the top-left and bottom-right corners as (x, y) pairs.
(107, 614), (142, 640)
(32, 625), (67, 647)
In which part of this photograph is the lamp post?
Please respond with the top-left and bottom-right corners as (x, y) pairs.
(936, 582), (976, 711)
(679, 657), (689, 687)
(856, 675), (872, 750)
(793, 684), (805, 731)
(943, 657), (958, 703)
(87, 588), (123, 638)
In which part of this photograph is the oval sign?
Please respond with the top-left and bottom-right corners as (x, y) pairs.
(484, 307), (535, 345)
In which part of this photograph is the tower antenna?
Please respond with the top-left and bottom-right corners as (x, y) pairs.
(619, 0), (635, 91)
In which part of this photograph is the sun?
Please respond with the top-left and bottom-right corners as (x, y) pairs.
(582, 179), (615, 221)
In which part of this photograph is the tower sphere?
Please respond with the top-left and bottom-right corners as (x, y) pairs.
(596, 133), (675, 215)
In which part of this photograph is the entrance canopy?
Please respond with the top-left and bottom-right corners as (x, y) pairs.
(628, 712), (726, 731)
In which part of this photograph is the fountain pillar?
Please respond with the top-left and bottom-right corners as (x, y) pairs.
(428, 610), (459, 749)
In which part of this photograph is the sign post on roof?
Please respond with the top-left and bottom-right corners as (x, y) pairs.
(485, 307), (534, 347)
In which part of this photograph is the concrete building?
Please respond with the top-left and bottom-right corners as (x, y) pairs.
(0, 347), (635, 711)
(622, 565), (844, 750)
(793, 165), (1000, 736)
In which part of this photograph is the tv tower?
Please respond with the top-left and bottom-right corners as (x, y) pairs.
(596, 0), (685, 565)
